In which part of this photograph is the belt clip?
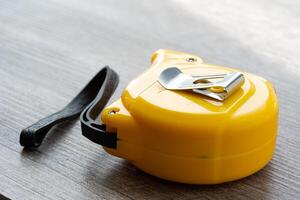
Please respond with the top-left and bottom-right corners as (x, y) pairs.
(158, 67), (245, 101)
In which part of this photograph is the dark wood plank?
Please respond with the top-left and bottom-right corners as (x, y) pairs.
(0, 0), (299, 199)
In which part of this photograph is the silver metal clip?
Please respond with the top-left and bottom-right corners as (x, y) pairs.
(158, 67), (244, 101)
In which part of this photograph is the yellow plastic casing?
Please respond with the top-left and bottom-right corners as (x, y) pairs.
(101, 49), (278, 184)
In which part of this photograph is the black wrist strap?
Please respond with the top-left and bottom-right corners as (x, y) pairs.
(20, 66), (119, 149)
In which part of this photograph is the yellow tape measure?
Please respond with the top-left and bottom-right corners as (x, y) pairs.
(102, 49), (278, 184)
(20, 49), (278, 184)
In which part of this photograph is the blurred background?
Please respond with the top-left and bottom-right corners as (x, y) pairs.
(0, 0), (299, 199)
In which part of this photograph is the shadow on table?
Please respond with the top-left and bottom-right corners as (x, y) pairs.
(88, 158), (276, 199)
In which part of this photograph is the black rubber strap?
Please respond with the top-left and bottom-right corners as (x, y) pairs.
(20, 66), (119, 148)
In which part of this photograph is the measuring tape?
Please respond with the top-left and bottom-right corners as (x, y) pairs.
(20, 49), (278, 184)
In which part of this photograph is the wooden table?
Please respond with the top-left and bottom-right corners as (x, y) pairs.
(0, 0), (299, 199)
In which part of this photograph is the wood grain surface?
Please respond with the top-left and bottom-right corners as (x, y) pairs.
(0, 0), (299, 199)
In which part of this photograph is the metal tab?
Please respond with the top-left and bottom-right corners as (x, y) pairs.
(158, 67), (244, 101)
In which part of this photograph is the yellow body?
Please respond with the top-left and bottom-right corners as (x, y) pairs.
(101, 49), (278, 184)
